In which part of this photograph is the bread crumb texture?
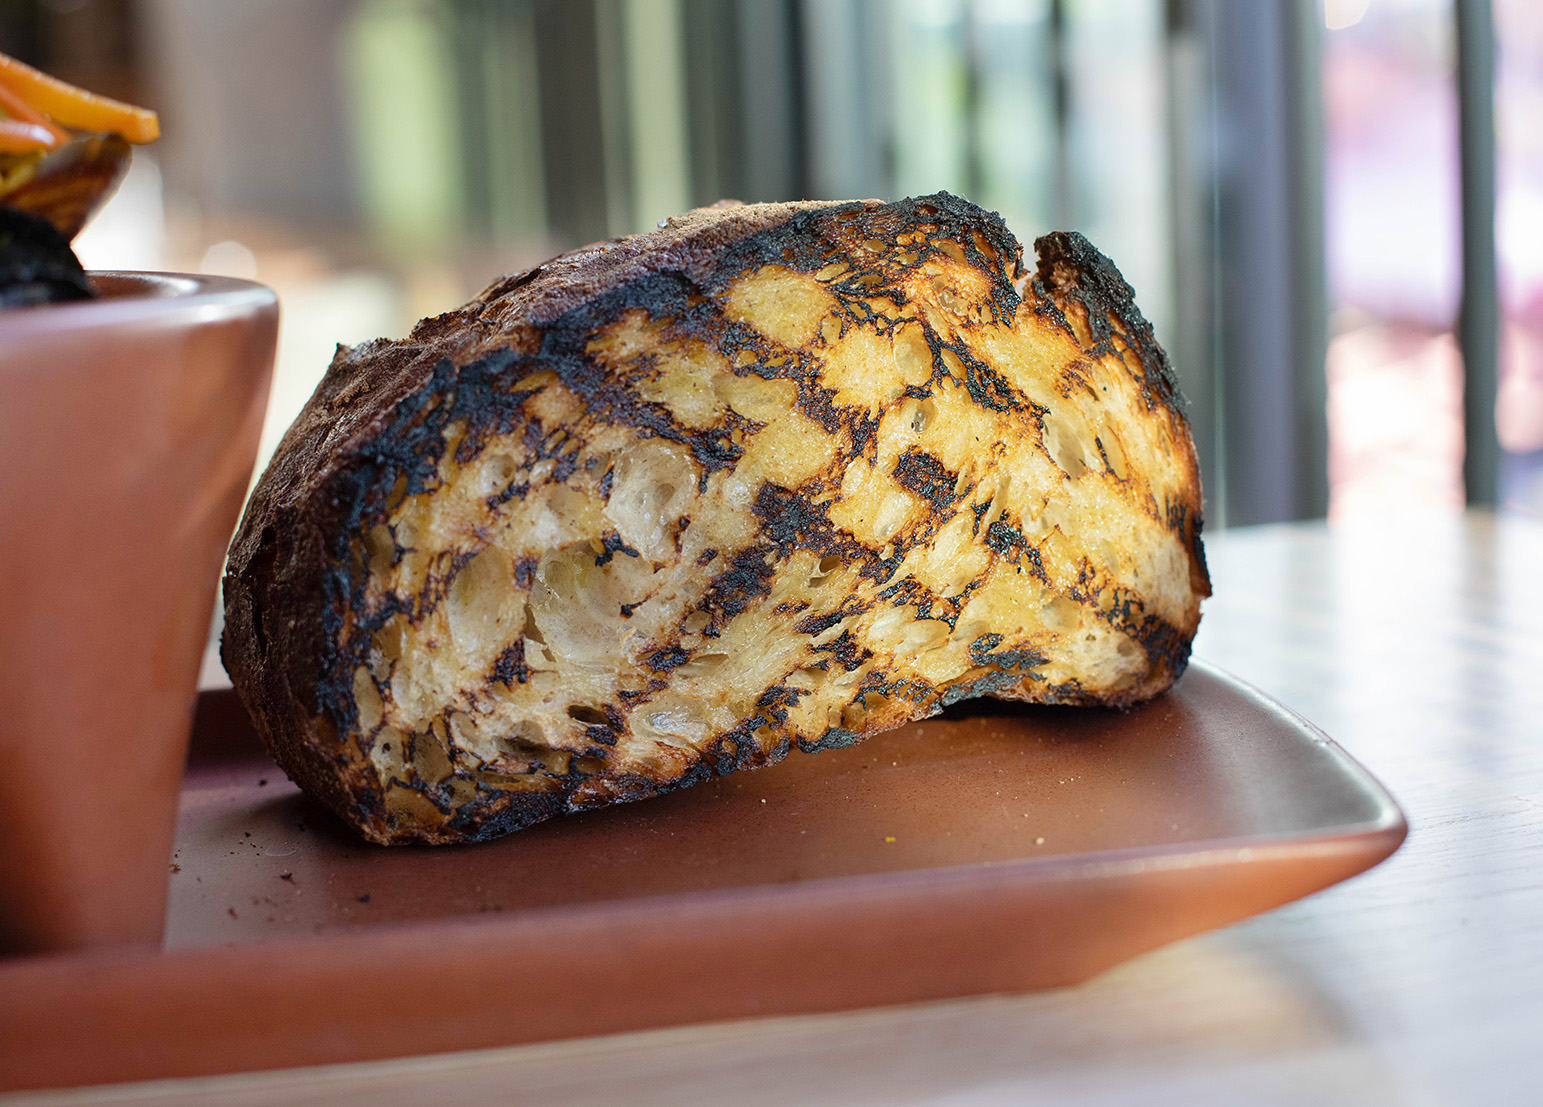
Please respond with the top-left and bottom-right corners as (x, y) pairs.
(223, 193), (1209, 844)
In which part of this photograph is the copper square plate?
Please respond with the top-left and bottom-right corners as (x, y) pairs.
(0, 661), (1404, 1093)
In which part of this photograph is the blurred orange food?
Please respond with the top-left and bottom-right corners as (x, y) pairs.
(0, 51), (159, 153)
(0, 52), (161, 240)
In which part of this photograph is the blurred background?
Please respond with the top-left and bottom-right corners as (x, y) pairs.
(4, 0), (1540, 525)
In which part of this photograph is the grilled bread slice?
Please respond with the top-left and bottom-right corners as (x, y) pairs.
(223, 193), (1209, 845)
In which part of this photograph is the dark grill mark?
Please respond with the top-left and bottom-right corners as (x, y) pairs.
(594, 532), (640, 566)
(893, 449), (961, 509)
(969, 633), (1048, 672)
(698, 547), (775, 628)
(491, 641), (528, 686)
(753, 482), (836, 552)
(794, 610), (844, 636)
(645, 646), (690, 671)
(985, 518), (1026, 556)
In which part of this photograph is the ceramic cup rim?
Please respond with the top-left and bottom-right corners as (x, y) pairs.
(0, 272), (278, 354)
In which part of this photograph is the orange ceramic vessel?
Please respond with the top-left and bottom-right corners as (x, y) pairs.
(0, 272), (276, 954)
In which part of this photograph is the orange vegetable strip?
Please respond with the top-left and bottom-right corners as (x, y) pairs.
(0, 119), (55, 153)
(0, 79), (66, 146)
(0, 52), (159, 144)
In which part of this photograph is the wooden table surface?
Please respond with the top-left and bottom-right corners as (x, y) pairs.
(10, 512), (1542, 1107)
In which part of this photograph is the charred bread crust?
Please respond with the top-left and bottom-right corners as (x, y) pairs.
(1030, 230), (1208, 597)
(223, 192), (1209, 845)
(1032, 230), (1184, 416)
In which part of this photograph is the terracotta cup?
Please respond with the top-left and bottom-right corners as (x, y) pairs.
(0, 273), (277, 955)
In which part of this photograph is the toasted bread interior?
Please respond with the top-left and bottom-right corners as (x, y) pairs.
(223, 195), (1208, 844)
